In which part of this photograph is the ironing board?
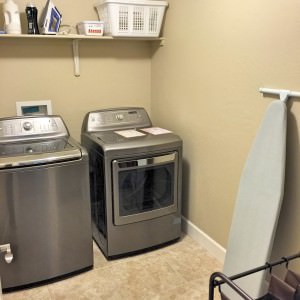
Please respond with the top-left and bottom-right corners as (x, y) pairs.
(222, 101), (287, 299)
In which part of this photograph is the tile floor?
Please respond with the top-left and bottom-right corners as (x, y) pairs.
(2, 235), (223, 300)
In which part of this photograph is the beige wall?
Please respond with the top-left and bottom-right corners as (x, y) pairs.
(0, 0), (152, 140)
(151, 0), (300, 264)
(2, 0), (300, 266)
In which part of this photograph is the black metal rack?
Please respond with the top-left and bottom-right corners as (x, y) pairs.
(209, 252), (300, 300)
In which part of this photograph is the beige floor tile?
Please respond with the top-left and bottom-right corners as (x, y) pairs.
(2, 235), (223, 300)
(3, 285), (51, 300)
(105, 256), (185, 296)
(93, 242), (110, 269)
(159, 239), (222, 283)
(158, 278), (208, 300)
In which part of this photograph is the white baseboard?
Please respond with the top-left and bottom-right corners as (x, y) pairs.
(181, 216), (226, 264)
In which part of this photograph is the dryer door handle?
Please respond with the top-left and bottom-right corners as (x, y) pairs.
(114, 152), (177, 170)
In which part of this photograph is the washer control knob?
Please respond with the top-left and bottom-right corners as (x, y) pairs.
(26, 147), (34, 153)
(116, 114), (124, 121)
(23, 122), (33, 131)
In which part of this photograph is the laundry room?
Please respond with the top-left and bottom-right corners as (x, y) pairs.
(1, 0), (300, 299)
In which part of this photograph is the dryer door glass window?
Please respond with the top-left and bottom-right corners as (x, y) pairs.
(112, 152), (178, 225)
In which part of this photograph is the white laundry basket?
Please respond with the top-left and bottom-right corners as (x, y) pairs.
(95, 0), (168, 37)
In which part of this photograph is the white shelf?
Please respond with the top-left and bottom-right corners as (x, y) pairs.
(0, 33), (164, 41)
(0, 34), (165, 76)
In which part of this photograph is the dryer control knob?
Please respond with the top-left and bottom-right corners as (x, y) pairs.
(116, 114), (124, 121)
(23, 122), (32, 131)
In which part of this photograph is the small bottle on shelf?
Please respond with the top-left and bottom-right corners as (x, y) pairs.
(3, 0), (21, 34)
(25, 3), (39, 34)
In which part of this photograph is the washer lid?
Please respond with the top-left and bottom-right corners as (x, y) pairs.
(0, 116), (82, 168)
(0, 138), (82, 169)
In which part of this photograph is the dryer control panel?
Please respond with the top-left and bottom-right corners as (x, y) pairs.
(83, 107), (152, 132)
(0, 116), (69, 143)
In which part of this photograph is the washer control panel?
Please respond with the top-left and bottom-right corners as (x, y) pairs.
(0, 139), (70, 156)
(23, 121), (33, 131)
(0, 116), (68, 142)
(84, 108), (152, 132)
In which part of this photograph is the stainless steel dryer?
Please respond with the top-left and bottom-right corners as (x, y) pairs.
(0, 115), (93, 291)
(81, 107), (182, 258)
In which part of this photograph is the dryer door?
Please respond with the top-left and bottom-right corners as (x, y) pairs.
(112, 152), (179, 225)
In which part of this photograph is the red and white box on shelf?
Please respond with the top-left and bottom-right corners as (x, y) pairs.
(77, 21), (104, 36)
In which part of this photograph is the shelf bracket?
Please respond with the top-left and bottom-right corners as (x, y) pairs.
(72, 39), (80, 77)
(160, 38), (166, 46)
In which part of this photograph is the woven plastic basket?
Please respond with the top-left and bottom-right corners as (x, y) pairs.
(95, 0), (168, 37)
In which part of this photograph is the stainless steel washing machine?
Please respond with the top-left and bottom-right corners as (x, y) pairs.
(0, 115), (93, 291)
(81, 107), (182, 258)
